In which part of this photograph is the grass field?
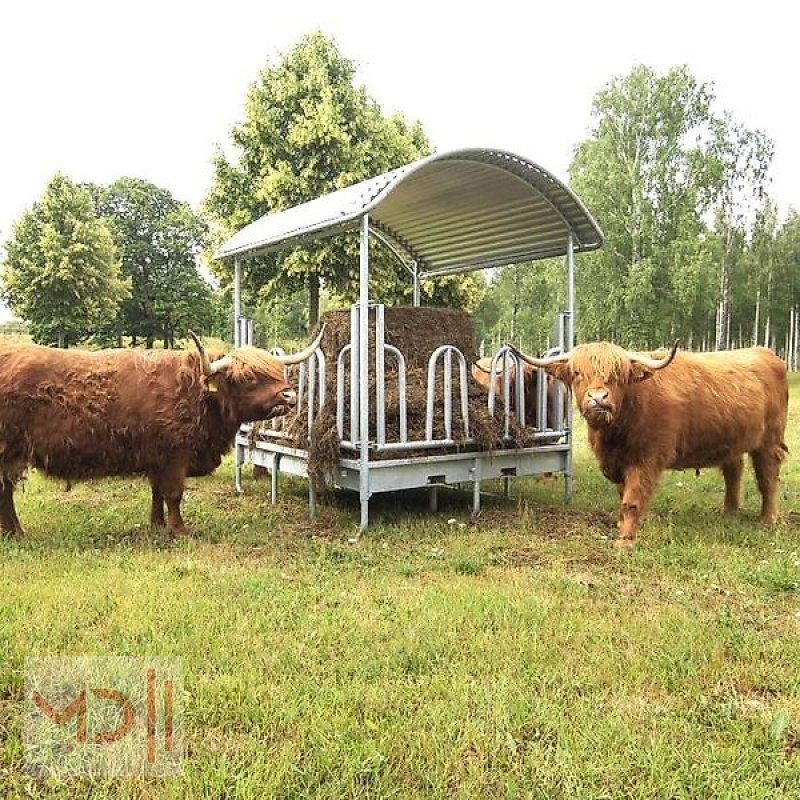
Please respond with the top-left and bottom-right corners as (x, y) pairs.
(1, 376), (798, 798)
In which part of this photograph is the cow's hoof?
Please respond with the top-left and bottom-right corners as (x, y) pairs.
(613, 537), (636, 550)
(168, 526), (189, 539)
(759, 513), (778, 525)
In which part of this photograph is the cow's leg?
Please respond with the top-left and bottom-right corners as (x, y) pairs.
(751, 448), (781, 523)
(0, 476), (24, 536)
(148, 478), (166, 528)
(616, 467), (658, 546)
(152, 465), (188, 536)
(720, 455), (744, 515)
(615, 483), (625, 527)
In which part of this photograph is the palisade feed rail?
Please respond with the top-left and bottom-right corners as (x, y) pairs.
(216, 148), (603, 529)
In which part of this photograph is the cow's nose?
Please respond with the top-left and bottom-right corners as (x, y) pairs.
(281, 390), (297, 407)
(586, 389), (609, 407)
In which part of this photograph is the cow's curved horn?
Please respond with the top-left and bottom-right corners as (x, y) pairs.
(274, 324), (326, 366)
(509, 345), (569, 368)
(628, 339), (680, 370)
(208, 355), (234, 374)
(188, 330), (213, 376)
(189, 331), (235, 376)
(473, 361), (493, 375)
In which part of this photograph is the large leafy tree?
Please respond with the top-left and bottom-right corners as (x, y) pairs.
(569, 65), (721, 346)
(206, 31), (480, 331)
(2, 173), (128, 347)
(473, 260), (566, 354)
(569, 65), (777, 349)
(89, 178), (216, 347)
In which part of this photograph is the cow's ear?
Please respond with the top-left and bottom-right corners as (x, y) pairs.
(629, 365), (654, 383)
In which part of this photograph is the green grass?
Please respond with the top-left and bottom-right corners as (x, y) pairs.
(1, 377), (799, 798)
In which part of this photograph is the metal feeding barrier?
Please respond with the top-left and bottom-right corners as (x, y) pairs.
(236, 301), (572, 526)
(218, 148), (603, 529)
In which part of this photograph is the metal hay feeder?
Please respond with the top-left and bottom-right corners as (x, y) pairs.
(215, 148), (603, 530)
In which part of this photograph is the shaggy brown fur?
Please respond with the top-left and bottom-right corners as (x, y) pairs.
(534, 343), (789, 545)
(0, 342), (293, 536)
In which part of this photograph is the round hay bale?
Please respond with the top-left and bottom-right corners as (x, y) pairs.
(316, 306), (478, 369)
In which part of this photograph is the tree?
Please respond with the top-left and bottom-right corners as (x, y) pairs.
(205, 30), (447, 331)
(473, 260), (565, 354)
(1, 173), (128, 347)
(88, 178), (215, 347)
(707, 114), (774, 348)
(569, 65), (722, 347)
(773, 209), (800, 364)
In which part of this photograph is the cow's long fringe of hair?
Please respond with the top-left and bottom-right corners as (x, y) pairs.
(224, 346), (285, 384)
(578, 343), (633, 383)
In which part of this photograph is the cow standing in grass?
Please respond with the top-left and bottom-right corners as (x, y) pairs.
(0, 329), (323, 536)
(511, 341), (789, 546)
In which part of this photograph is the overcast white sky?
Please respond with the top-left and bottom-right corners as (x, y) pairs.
(1, 0), (797, 257)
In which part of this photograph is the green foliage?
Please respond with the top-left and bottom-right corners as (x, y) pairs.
(1, 174), (129, 347)
(205, 30), (480, 330)
(88, 178), (216, 348)
(569, 65), (724, 346)
(473, 261), (565, 353)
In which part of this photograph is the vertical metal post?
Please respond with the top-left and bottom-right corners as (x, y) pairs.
(233, 257), (243, 497)
(271, 454), (280, 504)
(233, 258), (242, 347)
(565, 234), (575, 503)
(234, 442), (243, 493)
(566, 234), (575, 350)
(412, 261), (420, 307)
(349, 304), (359, 443)
(359, 215), (370, 532)
(309, 480), (318, 519)
(376, 304), (386, 445)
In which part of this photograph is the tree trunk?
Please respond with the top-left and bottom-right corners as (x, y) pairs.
(510, 265), (520, 341)
(716, 227), (732, 350)
(753, 288), (761, 346)
(57, 331), (65, 349)
(308, 273), (320, 334)
(132, 334), (138, 347)
(146, 336), (154, 350)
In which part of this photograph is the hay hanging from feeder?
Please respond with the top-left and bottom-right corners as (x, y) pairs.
(254, 306), (535, 489)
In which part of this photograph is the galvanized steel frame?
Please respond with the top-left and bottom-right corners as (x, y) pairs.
(221, 148), (597, 530)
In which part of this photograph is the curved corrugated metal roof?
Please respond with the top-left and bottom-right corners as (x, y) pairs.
(216, 148), (603, 275)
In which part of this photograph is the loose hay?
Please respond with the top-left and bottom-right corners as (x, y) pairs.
(253, 307), (536, 490)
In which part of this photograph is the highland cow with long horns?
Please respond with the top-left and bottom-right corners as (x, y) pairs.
(0, 330), (323, 536)
(511, 341), (789, 545)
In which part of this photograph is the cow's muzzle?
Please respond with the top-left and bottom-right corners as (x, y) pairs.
(582, 397), (614, 427)
(264, 390), (297, 420)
